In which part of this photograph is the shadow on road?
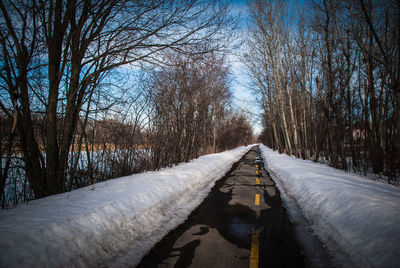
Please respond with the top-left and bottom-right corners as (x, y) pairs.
(138, 146), (306, 268)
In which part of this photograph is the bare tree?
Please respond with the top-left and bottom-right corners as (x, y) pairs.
(148, 52), (232, 168)
(0, 0), (235, 199)
(217, 111), (253, 151)
(246, 0), (399, 183)
(245, 0), (300, 156)
(347, 0), (400, 177)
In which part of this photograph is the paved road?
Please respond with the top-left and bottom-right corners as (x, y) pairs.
(138, 146), (306, 267)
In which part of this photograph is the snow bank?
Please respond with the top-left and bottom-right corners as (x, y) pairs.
(260, 145), (400, 268)
(0, 145), (251, 267)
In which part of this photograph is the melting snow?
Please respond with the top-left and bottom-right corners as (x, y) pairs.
(0, 145), (252, 267)
(260, 145), (400, 268)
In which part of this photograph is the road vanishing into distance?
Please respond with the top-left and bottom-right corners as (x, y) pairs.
(137, 146), (310, 268)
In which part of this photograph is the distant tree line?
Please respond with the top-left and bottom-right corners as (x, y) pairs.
(148, 52), (253, 169)
(0, 0), (253, 207)
(245, 0), (399, 183)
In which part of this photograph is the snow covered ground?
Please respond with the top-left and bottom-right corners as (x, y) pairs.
(260, 145), (400, 268)
(0, 145), (251, 267)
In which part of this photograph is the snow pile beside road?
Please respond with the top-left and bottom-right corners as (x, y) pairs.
(0, 145), (251, 267)
(260, 145), (400, 268)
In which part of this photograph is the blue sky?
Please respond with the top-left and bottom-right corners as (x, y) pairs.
(228, 0), (263, 134)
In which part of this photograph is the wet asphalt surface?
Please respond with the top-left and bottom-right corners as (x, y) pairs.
(137, 146), (306, 267)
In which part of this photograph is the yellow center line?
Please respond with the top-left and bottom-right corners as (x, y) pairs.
(256, 178), (260, 185)
(255, 194), (260, 205)
(249, 229), (259, 268)
(256, 169), (259, 175)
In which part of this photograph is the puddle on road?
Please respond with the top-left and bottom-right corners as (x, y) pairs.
(229, 217), (255, 243)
